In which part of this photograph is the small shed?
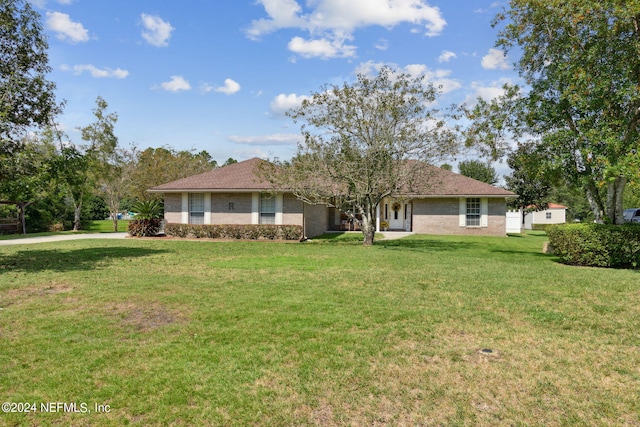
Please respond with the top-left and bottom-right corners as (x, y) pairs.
(524, 203), (567, 230)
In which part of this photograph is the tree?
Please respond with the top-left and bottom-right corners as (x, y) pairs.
(52, 97), (119, 230)
(458, 160), (499, 185)
(1, 0), (60, 180)
(0, 133), (57, 233)
(265, 66), (459, 246)
(466, 0), (640, 224)
(128, 147), (218, 201)
(504, 141), (553, 228)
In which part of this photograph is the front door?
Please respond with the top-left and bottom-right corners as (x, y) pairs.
(389, 201), (404, 230)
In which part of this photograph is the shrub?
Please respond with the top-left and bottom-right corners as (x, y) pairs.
(131, 200), (164, 220)
(163, 223), (303, 241)
(128, 200), (164, 237)
(546, 223), (640, 268)
(128, 219), (162, 237)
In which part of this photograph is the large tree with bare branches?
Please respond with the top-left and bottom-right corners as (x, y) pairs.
(265, 66), (459, 245)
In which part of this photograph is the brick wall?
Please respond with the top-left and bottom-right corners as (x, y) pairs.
(412, 198), (507, 236)
(282, 194), (304, 226)
(304, 203), (329, 238)
(164, 193), (183, 223)
(211, 193), (252, 224)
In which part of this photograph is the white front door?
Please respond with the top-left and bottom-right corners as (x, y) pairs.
(389, 201), (404, 230)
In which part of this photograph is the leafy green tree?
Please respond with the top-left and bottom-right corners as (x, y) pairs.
(458, 160), (499, 185)
(549, 181), (592, 222)
(1, 0), (60, 181)
(265, 66), (459, 246)
(128, 147), (218, 201)
(0, 133), (57, 232)
(53, 97), (119, 230)
(504, 142), (553, 227)
(465, 0), (640, 224)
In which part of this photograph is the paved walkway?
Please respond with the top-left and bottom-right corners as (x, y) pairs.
(0, 233), (128, 246)
(0, 231), (414, 246)
(378, 231), (414, 240)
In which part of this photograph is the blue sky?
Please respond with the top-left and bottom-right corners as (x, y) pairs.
(33, 0), (519, 168)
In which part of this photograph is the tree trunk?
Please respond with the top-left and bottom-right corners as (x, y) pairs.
(73, 203), (82, 231)
(606, 176), (626, 225)
(360, 202), (376, 246)
(585, 181), (604, 223)
(361, 217), (375, 246)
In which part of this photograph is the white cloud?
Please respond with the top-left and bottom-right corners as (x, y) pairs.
(463, 79), (514, 106)
(374, 38), (389, 51)
(355, 61), (462, 94)
(247, 0), (446, 59)
(61, 64), (129, 79)
(215, 79), (241, 95)
(228, 133), (300, 146)
(141, 13), (174, 47)
(438, 50), (457, 63)
(270, 93), (309, 116)
(46, 12), (89, 43)
(481, 48), (511, 70)
(288, 36), (356, 59)
(158, 75), (191, 92)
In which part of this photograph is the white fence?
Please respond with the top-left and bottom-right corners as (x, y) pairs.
(506, 210), (522, 234)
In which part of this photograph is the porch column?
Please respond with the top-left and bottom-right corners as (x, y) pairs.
(375, 204), (380, 232)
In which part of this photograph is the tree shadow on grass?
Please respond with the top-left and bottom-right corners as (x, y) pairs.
(376, 238), (482, 253)
(0, 246), (168, 274)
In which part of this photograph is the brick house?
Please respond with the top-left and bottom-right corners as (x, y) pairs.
(149, 157), (516, 238)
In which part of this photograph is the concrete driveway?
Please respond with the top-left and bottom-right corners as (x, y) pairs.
(0, 233), (128, 246)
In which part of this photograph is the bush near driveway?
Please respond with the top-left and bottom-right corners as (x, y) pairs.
(547, 223), (640, 268)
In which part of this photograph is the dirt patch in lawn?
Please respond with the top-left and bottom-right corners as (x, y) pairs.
(1, 281), (75, 308)
(109, 302), (187, 332)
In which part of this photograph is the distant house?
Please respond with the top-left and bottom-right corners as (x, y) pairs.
(524, 203), (567, 229)
(149, 158), (517, 238)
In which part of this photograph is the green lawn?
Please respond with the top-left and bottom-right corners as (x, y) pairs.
(0, 234), (638, 426)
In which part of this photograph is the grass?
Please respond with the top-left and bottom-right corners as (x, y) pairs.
(0, 233), (638, 426)
(0, 220), (129, 241)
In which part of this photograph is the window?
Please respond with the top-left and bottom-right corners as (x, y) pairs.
(546, 212), (552, 220)
(260, 193), (276, 224)
(189, 193), (204, 224)
(466, 198), (481, 226)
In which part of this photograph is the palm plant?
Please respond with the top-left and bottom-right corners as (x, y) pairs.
(131, 199), (163, 220)
(128, 199), (164, 236)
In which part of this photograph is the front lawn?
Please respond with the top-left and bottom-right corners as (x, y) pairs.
(0, 234), (638, 426)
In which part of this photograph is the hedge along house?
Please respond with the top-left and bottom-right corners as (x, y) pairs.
(148, 157), (517, 238)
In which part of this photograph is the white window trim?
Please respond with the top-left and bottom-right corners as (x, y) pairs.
(181, 193), (189, 224)
(251, 193), (259, 224)
(480, 198), (488, 227)
(252, 192), (283, 225)
(204, 193), (212, 224)
(460, 197), (488, 228)
(275, 193), (283, 225)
